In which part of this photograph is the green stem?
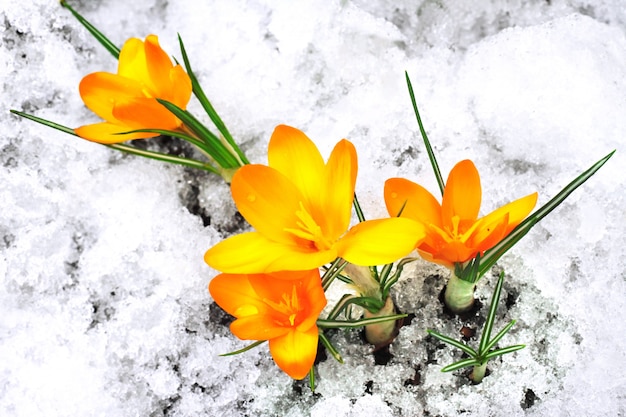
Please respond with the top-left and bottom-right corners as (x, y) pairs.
(470, 362), (487, 383)
(363, 296), (398, 346)
(444, 270), (476, 314)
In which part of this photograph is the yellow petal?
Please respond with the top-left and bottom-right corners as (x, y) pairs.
(117, 37), (154, 91)
(488, 192), (538, 236)
(317, 139), (357, 240)
(269, 326), (319, 380)
(204, 232), (336, 274)
(78, 72), (144, 122)
(74, 122), (157, 143)
(267, 125), (325, 206)
(384, 177), (442, 226)
(337, 218), (425, 266)
(230, 164), (307, 245)
(442, 160), (481, 224)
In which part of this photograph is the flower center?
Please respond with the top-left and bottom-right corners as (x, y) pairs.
(284, 202), (334, 251)
(263, 285), (303, 327)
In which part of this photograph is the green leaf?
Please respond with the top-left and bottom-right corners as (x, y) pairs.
(478, 271), (505, 354)
(353, 193), (366, 223)
(482, 319), (518, 354)
(321, 258), (348, 291)
(483, 344), (525, 361)
(317, 314), (407, 329)
(156, 99), (241, 168)
(319, 333), (343, 363)
(10, 110), (220, 174)
(440, 357), (481, 373)
(60, 1), (120, 59)
(220, 340), (266, 356)
(177, 34), (249, 165)
(116, 128), (211, 152)
(479, 150), (615, 278)
(426, 329), (477, 357)
(405, 71), (444, 196)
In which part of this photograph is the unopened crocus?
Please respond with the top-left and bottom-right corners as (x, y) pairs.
(205, 125), (425, 274)
(75, 34), (192, 143)
(209, 269), (326, 380)
(385, 159), (538, 269)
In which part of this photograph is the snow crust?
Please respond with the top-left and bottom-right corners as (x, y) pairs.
(2, 1), (625, 416)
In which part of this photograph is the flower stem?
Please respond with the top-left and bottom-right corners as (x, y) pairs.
(364, 296), (398, 346)
(470, 362), (487, 383)
(444, 270), (476, 314)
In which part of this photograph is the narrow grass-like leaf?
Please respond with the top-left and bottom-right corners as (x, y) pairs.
(381, 257), (418, 296)
(405, 71), (444, 196)
(60, 1), (120, 59)
(427, 330), (478, 357)
(319, 333), (343, 363)
(308, 369), (316, 392)
(482, 320), (518, 354)
(11, 109), (78, 136)
(117, 128), (210, 151)
(478, 272), (505, 354)
(440, 358), (481, 373)
(353, 193), (366, 222)
(220, 340), (265, 356)
(479, 150), (615, 278)
(483, 344), (525, 361)
(177, 35), (249, 165)
(10, 110), (220, 173)
(156, 99), (240, 168)
(317, 314), (407, 329)
(321, 258), (347, 291)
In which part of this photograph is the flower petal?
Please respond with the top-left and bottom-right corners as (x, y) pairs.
(269, 326), (319, 380)
(487, 192), (538, 236)
(117, 37), (153, 90)
(267, 125), (325, 206)
(143, 35), (175, 94)
(442, 160), (481, 224)
(317, 139), (357, 240)
(78, 72), (144, 122)
(337, 218), (425, 266)
(204, 232), (336, 274)
(168, 65), (193, 109)
(231, 164), (306, 245)
(112, 97), (181, 130)
(384, 177), (442, 226)
(74, 121), (157, 143)
(208, 273), (268, 317)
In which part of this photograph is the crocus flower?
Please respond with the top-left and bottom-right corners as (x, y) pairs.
(384, 159), (538, 268)
(75, 34), (192, 143)
(205, 125), (424, 274)
(209, 269), (326, 380)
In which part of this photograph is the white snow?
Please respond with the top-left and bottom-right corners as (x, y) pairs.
(2, 0), (626, 416)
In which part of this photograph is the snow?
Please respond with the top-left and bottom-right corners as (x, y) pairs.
(2, 0), (625, 416)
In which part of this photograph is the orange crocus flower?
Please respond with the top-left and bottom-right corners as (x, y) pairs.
(205, 125), (425, 274)
(384, 159), (538, 268)
(209, 269), (326, 380)
(75, 34), (192, 143)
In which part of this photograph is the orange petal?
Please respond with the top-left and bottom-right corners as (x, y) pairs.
(204, 232), (336, 274)
(491, 192), (538, 236)
(230, 315), (291, 341)
(317, 139), (357, 240)
(442, 160), (481, 224)
(230, 164), (306, 245)
(143, 35), (175, 94)
(384, 177), (442, 226)
(337, 218), (425, 266)
(112, 97), (180, 130)
(74, 122), (157, 143)
(208, 273), (268, 317)
(78, 72), (144, 122)
(432, 240), (478, 265)
(269, 326), (319, 379)
(267, 125), (325, 206)
(168, 65), (193, 109)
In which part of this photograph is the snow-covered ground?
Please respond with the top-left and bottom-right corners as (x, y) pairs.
(2, 1), (625, 416)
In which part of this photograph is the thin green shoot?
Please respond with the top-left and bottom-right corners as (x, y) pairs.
(405, 71), (444, 196)
(427, 272), (525, 383)
(220, 340), (266, 357)
(60, 1), (120, 59)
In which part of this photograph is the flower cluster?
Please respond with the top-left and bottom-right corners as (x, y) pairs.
(13, 2), (614, 385)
